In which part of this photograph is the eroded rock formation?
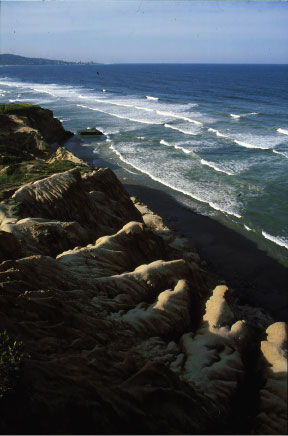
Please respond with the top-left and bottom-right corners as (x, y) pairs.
(0, 104), (72, 154)
(0, 106), (287, 435)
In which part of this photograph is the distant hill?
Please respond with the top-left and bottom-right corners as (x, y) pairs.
(0, 54), (99, 66)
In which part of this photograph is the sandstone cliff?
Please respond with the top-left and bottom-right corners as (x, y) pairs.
(0, 103), (72, 152)
(0, 104), (287, 435)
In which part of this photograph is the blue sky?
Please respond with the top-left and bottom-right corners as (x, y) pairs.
(1, 1), (288, 63)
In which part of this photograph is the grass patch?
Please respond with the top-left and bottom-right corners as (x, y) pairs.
(0, 159), (77, 191)
(0, 103), (43, 116)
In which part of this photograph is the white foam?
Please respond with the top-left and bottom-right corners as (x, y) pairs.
(33, 88), (57, 97)
(87, 98), (201, 124)
(208, 202), (242, 219)
(160, 139), (193, 154)
(146, 96), (159, 101)
(244, 225), (252, 231)
(0, 78), (80, 101)
(248, 112), (259, 115)
(234, 139), (270, 150)
(137, 136), (146, 139)
(273, 149), (288, 159)
(277, 128), (288, 136)
(77, 104), (162, 125)
(124, 168), (139, 175)
(262, 231), (288, 250)
(157, 110), (202, 125)
(164, 123), (198, 135)
(135, 106), (154, 112)
(200, 159), (234, 176)
(230, 113), (241, 119)
(208, 128), (228, 138)
(80, 96), (134, 108)
(101, 128), (120, 135)
(0, 80), (22, 88)
(109, 144), (241, 219)
(102, 89), (106, 92)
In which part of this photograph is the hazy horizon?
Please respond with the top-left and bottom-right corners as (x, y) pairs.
(2, 53), (288, 66)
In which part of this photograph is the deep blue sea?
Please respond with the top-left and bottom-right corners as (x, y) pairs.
(0, 64), (287, 265)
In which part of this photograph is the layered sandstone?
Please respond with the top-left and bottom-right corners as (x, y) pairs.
(0, 105), (287, 435)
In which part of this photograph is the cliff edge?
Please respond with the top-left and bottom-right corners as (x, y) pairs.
(0, 104), (287, 435)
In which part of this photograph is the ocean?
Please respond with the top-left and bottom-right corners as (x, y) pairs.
(0, 63), (287, 266)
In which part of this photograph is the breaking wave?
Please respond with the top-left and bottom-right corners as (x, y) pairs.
(273, 149), (288, 159)
(109, 143), (242, 219)
(157, 110), (202, 125)
(164, 123), (198, 135)
(230, 113), (241, 119)
(160, 139), (193, 154)
(77, 104), (163, 125)
(146, 96), (159, 101)
(262, 231), (288, 250)
(233, 139), (270, 150)
(277, 128), (288, 136)
(208, 128), (228, 138)
(200, 159), (234, 176)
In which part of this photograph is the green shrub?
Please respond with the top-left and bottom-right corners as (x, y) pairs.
(0, 330), (26, 398)
(0, 103), (41, 116)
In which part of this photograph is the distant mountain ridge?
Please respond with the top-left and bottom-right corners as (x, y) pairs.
(0, 53), (99, 65)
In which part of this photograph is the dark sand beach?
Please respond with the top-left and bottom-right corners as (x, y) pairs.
(124, 182), (288, 321)
(67, 137), (288, 321)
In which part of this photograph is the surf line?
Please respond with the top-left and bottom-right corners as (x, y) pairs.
(109, 143), (242, 219)
(76, 104), (163, 125)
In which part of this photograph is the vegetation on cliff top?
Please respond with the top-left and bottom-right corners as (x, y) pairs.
(0, 103), (87, 195)
(0, 103), (43, 116)
(0, 159), (77, 193)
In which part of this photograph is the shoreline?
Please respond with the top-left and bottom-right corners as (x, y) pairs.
(1, 105), (287, 434)
(67, 136), (288, 321)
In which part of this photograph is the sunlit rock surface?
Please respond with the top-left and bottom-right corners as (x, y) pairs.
(0, 132), (287, 434)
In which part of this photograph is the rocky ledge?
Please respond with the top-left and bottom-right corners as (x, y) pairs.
(0, 104), (287, 435)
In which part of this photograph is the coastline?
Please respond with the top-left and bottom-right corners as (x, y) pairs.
(67, 136), (288, 321)
(1, 105), (287, 434)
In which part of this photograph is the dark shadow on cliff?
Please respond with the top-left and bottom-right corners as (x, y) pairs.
(124, 183), (288, 322)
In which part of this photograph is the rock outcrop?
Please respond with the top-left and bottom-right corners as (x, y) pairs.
(0, 105), (287, 435)
(0, 168), (142, 257)
(48, 146), (88, 166)
(0, 104), (73, 153)
(254, 322), (288, 435)
(77, 128), (103, 136)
